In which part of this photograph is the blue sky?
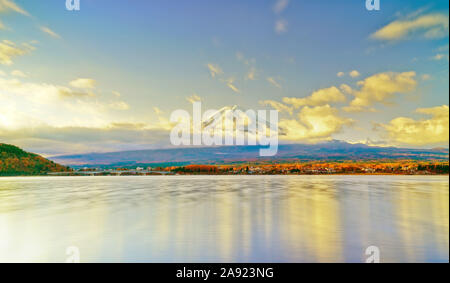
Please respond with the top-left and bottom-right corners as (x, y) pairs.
(0, 0), (448, 155)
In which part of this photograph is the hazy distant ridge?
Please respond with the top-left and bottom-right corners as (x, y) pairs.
(50, 141), (449, 167)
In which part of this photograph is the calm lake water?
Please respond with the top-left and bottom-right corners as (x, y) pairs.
(0, 176), (448, 263)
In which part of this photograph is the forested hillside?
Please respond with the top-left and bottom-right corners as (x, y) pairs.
(0, 144), (70, 176)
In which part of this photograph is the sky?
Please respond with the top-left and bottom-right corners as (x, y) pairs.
(0, 0), (449, 156)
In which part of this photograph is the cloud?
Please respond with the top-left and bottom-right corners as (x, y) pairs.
(0, 76), (131, 129)
(0, 0), (29, 16)
(283, 86), (347, 108)
(109, 101), (130, 111)
(11, 69), (26, 77)
(273, 0), (289, 14)
(421, 74), (431, 81)
(207, 63), (223, 78)
(69, 78), (97, 89)
(273, 0), (289, 35)
(225, 78), (240, 93)
(246, 67), (257, 80)
(112, 91), (121, 97)
(0, 40), (34, 65)
(260, 100), (293, 115)
(267, 77), (282, 88)
(275, 19), (288, 34)
(153, 107), (163, 115)
(380, 105), (449, 146)
(279, 105), (353, 142)
(343, 71), (417, 112)
(0, 124), (171, 156)
(349, 70), (360, 78)
(339, 84), (353, 95)
(186, 94), (202, 104)
(40, 26), (61, 39)
(372, 13), (449, 41)
(433, 53), (449, 61)
(337, 72), (345, 78)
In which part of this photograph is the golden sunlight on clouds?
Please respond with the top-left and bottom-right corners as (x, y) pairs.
(349, 70), (360, 78)
(260, 100), (293, 115)
(381, 105), (449, 146)
(283, 86), (347, 108)
(0, 0), (29, 16)
(186, 94), (202, 104)
(11, 70), (26, 77)
(109, 101), (130, 111)
(69, 78), (97, 89)
(372, 13), (449, 40)
(343, 71), (417, 112)
(433, 53), (449, 61)
(207, 63), (223, 78)
(0, 77), (127, 129)
(246, 67), (257, 80)
(267, 77), (282, 89)
(0, 40), (34, 65)
(39, 26), (61, 39)
(280, 105), (353, 142)
(225, 78), (240, 93)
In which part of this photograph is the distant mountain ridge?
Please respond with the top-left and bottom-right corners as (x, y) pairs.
(0, 143), (70, 176)
(50, 141), (449, 167)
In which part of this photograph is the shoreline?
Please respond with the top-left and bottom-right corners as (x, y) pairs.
(1, 173), (449, 178)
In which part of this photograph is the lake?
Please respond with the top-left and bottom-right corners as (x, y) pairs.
(0, 176), (448, 263)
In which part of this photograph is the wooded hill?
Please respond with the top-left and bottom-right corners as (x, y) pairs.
(0, 143), (70, 176)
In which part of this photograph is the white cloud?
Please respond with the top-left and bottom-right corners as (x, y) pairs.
(0, 77), (129, 129)
(349, 70), (360, 78)
(0, 0), (29, 16)
(153, 107), (163, 115)
(225, 78), (240, 93)
(40, 26), (61, 39)
(280, 105), (353, 142)
(109, 101), (130, 111)
(0, 40), (34, 65)
(11, 70), (26, 77)
(343, 71), (417, 112)
(421, 74), (431, 81)
(433, 53), (449, 61)
(372, 13), (449, 41)
(246, 67), (257, 80)
(381, 105), (449, 146)
(283, 86), (347, 108)
(260, 100), (293, 115)
(112, 91), (121, 97)
(69, 78), (96, 89)
(275, 19), (288, 34)
(207, 63), (223, 78)
(186, 94), (202, 104)
(267, 77), (282, 89)
(273, 0), (289, 14)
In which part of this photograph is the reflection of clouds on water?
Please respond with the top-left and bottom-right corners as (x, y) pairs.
(0, 176), (448, 262)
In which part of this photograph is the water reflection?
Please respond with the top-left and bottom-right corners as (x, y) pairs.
(0, 176), (448, 262)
